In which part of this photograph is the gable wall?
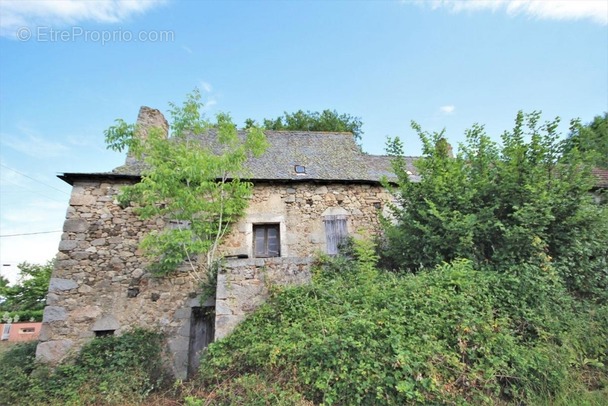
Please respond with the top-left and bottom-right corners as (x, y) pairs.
(37, 179), (391, 378)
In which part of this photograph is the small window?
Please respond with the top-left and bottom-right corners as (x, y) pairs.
(253, 224), (280, 258)
(95, 330), (115, 338)
(1, 324), (11, 340)
(19, 328), (35, 334)
(294, 165), (306, 174)
(324, 215), (348, 255)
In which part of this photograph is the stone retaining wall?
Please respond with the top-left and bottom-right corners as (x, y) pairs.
(215, 257), (313, 339)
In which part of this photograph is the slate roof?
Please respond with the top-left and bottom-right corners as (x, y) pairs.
(101, 130), (418, 184)
(592, 168), (608, 189)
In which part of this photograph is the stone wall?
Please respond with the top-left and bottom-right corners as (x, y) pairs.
(215, 257), (313, 339)
(38, 178), (392, 377)
(222, 182), (391, 258)
(37, 179), (203, 378)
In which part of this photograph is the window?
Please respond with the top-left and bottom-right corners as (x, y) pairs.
(1, 324), (10, 340)
(19, 328), (35, 334)
(324, 215), (348, 255)
(253, 224), (280, 257)
(95, 330), (115, 338)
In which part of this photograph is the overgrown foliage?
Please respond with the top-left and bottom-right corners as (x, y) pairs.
(0, 261), (52, 321)
(564, 112), (608, 169)
(382, 111), (608, 301)
(246, 109), (363, 144)
(0, 329), (168, 406)
(188, 242), (607, 405)
(105, 90), (268, 281)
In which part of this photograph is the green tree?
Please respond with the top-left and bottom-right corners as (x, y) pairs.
(564, 112), (608, 168)
(0, 262), (52, 313)
(383, 111), (608, 300)
(247, 109), (363, 143)
(0, 275), (9, 306)
(105, 90), (268, 283)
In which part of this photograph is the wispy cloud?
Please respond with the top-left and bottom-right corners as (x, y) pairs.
(0, 0), (167, 38)
(415, 0), (607, 25)
(439, 105), (455, 115)
(1, 126), (69, 158)
(199, 81), (213, 93)
(197, 80), (218, 111)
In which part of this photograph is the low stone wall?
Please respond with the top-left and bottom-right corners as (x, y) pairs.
(215, 257), (313, 339)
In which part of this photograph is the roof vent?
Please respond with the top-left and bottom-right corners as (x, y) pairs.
(294, 165), (306, 174)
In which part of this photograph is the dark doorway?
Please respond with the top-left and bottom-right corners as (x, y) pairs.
(187, 306), (215, 378)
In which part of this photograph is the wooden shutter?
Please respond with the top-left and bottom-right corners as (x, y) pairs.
(324, 215), (348, 255)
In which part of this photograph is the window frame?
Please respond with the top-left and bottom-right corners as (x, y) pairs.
(253, 223), (281, 258)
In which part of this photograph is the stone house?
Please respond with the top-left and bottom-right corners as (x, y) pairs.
(36, 107), (416, 378)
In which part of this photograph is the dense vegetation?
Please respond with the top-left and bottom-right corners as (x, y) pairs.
(1, 111), (606, 404)
(246, 109), (364, 143)
(382, 111), (607, 301)
(180, 240), (606, 405)
(564, 112), (608, 169)
(0, 261), (52, 322)
(0, 329), (167, 405)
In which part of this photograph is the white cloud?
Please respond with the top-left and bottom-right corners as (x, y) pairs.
(1, 131), (69, 158)
(417, 0), (608, 25)
(199, 81), (213, 93)
(0, 0), (167, 38)
(440, 105), (455, 114)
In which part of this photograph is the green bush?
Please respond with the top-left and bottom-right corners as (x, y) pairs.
(0, 341), (39, 405)
(194, 248), (607, 405)
(0, 329), (168, 405)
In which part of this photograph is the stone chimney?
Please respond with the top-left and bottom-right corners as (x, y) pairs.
(135, 106), (169, 141)
(436, 137), (454, 158)
(126, 106), (169, 164)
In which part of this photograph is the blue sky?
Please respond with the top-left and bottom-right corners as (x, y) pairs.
(0, 0), (606, 283)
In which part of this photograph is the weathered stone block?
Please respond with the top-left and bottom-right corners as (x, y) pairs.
(36, 339), (74, 364)
(216, 274), (228, 299)
(49, 278), (78, 292)
(69, 194), (96, 206)
(215, 300), (232, 315)
(91, 238), (106, 246)
(72, 305), (102, 322)
(92, 315), (120, 331)
(44, 306), (68, 322)
(58, 240), (79, 251)
(174, 307), (191, 320)
(78, 284), (93, 294)
(63, 219), (89, 233)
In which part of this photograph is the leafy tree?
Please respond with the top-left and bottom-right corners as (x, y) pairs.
(0, 275), (8, 307)
(104, 90), (268, 283)
(247, 109), (363, 143)
(564, 112), (608, 168)
(0, 262), (52, 313)
(383, 111), (608, 300)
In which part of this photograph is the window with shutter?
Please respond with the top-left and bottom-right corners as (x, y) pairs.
(324, 215), (348, 255)
(253, 224), (281, 258)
